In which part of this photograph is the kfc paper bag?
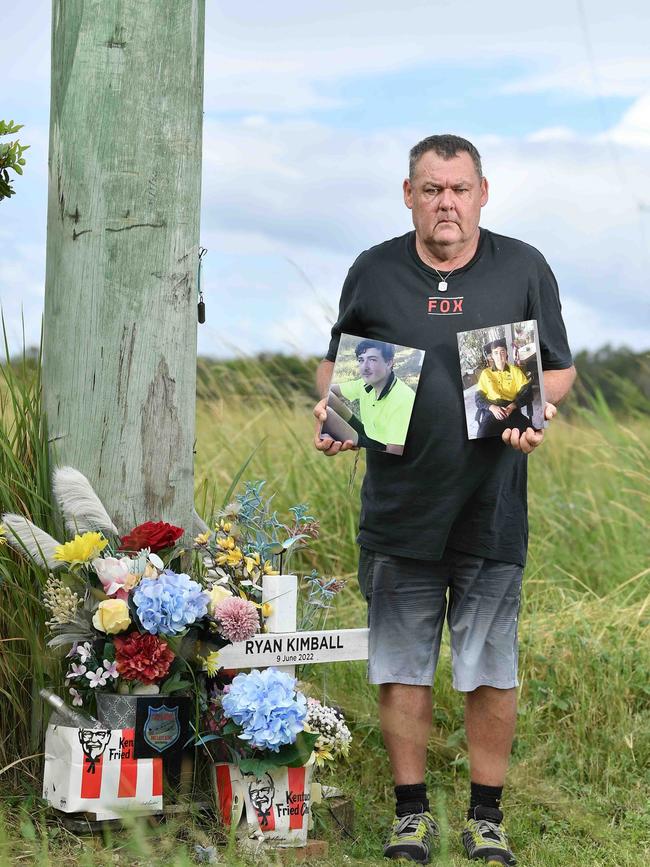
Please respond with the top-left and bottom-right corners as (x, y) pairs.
(43, 722), (163, 819)
(212, 760), (314, 847)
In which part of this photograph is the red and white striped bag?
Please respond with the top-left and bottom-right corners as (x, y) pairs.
(43, 723), (163, 819)
(212, 760), (314, 847)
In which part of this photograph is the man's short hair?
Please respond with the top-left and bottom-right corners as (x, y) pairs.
(409, 134), (483, 180)
(489, 339), (507, 352)
(355, 339), (395, 362)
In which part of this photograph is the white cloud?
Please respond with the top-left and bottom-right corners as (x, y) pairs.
(501, 58), (650, 99)
(525, 127), (578, 143)
(607, 93), (650, 147)
(196, 116), (650, 356)
(4, 0), (650, 358)
(561, 297), (649, 352)
(203, 1), (650, 111)
(0, 247), (45, 353)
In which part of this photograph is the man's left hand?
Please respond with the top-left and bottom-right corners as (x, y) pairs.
(502, 402), (557, 454)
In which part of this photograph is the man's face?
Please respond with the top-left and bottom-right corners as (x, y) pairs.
(78, 729), (111, 761)
(403, 151), (488, 250)
(249, 775), (275, 814)
(357, 349), (392, 386)
(491, 346), (508, 371)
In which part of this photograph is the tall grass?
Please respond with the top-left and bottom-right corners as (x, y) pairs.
(0, 343), (54, 787)
(192, 364), (650, 865)
(0, 355), (648, 864)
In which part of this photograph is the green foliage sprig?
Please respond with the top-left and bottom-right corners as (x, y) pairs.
(0, 120), (29, 201)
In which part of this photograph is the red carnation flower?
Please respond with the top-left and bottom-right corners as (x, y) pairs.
(119, 521), (184, 553)
(113, 632), (175, 684)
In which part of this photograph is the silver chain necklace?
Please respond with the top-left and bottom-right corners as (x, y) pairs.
(420, 249), (462, 292)
(431, 265), (458, 293)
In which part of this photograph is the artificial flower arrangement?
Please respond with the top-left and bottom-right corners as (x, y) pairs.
(193, 480), (345, 647)
(304, 696), (352, 769)
(2, 468), (259, 711)
(2, 471), (345, 713)
(200, 668), (350, 776)
(1, 468), (217, 710)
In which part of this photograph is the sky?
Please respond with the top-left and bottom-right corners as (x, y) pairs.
(3, 0), (650, 359)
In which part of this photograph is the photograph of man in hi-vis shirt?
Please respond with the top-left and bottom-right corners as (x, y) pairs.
(475, 339), (534, 439)
(321, 337), (423, 456)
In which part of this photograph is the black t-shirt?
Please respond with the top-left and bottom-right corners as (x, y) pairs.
(326, 228), (573, 566)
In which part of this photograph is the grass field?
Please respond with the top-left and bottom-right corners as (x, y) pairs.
(0, 359), (648, 865)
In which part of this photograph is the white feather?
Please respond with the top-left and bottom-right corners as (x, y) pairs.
(52, 466), (119, 536)
(2, 514), (64, 571)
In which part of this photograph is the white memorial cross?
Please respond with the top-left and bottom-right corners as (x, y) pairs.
(216, 574), (369, 676)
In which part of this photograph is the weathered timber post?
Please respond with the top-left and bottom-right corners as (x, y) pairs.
(42, 0), (205, 532)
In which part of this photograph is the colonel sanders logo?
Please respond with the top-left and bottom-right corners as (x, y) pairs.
(247, 773), (275, 828)
(77, 728), (111, 774)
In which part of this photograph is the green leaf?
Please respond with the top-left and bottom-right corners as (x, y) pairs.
(159, 672), (192, 694)
(274, 730), (319, 767)
(238, 757), (270, 776)
(282, 535), (309, 550)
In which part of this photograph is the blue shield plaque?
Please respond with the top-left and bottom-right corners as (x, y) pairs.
(143, 704), (181, 753)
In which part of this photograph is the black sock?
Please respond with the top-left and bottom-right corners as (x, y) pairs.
(468, 782), (503, 819)
(395, 783), (429, 817)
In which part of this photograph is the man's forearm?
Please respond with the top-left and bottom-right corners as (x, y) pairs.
(544, 366), (577, 405)
(316, 360), (335, 399)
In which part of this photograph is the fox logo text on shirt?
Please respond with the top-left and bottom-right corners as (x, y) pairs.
(427, 297), (464, 315)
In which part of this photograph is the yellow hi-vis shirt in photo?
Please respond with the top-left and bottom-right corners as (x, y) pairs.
(477, 364), (529, 403)
(339, 374), (416, 446)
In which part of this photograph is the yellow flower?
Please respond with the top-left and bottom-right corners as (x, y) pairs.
(55, 532), (108, 566)
(0, 524), (6, 546)
(92, 598), (130, 634)
(244, 551), (261, 573)
(207, 584), (233, 615)
(194, 531), (211, 546)
(313, 746), (335, 768)
(216, 547), (243, 567)
(203, 651), (221, 677)
(261, 602), (273, 618)
(263, 560), (279, 576)
(219, 535), (236, 551)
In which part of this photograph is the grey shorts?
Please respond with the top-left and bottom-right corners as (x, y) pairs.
(357, 547), (523, 692)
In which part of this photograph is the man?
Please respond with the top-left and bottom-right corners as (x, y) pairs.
(475, 339), (533, 438)
(324, 339), (416, 455)
(313, 135), (575, 865)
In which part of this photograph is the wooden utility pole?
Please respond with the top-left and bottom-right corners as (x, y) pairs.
(43, 1), (205, 532)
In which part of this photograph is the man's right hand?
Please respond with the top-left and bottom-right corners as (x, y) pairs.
(489, 404), (508, 420)
(313, 397), (356, 456)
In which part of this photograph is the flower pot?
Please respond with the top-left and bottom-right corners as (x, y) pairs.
(212, 759), (315, 848)
(96, 693), (140, 728)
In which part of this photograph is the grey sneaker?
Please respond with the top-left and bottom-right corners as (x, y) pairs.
(461, 806), (517, 865)
(383, 811), (439, 863)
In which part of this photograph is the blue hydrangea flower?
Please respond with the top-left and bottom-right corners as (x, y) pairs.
(134, 569), (210, 635)
(222, 668), (307, 752)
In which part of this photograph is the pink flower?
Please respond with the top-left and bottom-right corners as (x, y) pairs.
(93, 556), (134, 599)
(214, 597), (260, 643)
